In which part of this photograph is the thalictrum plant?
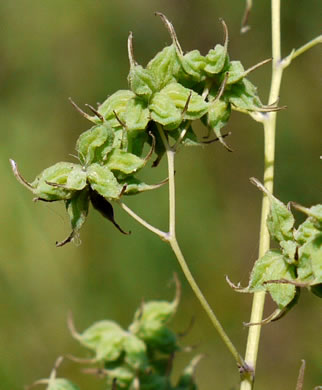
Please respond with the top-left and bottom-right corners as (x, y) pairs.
(10, 7), (321, 390)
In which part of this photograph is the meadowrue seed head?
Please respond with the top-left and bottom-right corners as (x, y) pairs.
(65, 277), (200, 390)
(228, 179), (322, 324)
(11, 13), (277, 246)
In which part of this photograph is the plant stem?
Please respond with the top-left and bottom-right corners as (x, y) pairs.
(240, 0), (282, 388)
(118, 201), (167, 240)
(157, 124), (246, 371)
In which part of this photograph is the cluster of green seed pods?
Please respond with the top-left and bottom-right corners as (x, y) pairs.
(229, 178), (322, 324)
(11, 13), (275, 245)
(35, 280), (200, 390)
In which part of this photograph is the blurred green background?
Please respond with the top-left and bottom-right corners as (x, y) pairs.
(1, 1), (321, 389)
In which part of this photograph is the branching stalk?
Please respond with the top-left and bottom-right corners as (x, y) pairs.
(157, 124), (246, 371)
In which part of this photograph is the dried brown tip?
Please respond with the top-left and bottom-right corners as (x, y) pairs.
(127, 31), (136, 67)
(219, 18), (229, 52)
(67, 310), (81, 340)
(56, 231), (75, 247)
(113, 110), (127, 129)
(296, 360), (306, 390)
(213, 72), (229, 102)
(243, 305), (290, 326)
(67, 355), (97, 364)
(218, 134), (234, 152)
(26, 379), (50, 390)
(177, 316), (195, 338)
(249, 177), (268, 193)
(85, 104), (104, 122)
(181, 91), (192, 117)
(263, 279), (308, 288)
(225, 275), (243, 290)
(49, 356), (64, 381)
(188, 354), (205, 376)
(9, 159), (34, 190)
(243, 58), (272, 77)
(240, 0), (252, 34)
(202, 131), (231, 144)
(173, 272), (181, 308)
(68, 97), (96, 123)
(144, 131), (156, 164)
(155, 12), (183, 55)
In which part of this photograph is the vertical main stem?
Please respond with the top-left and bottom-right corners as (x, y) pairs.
(240, 0), (283, 389)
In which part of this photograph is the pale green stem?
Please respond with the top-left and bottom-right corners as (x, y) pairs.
(118, 201), (167, 240)
(240, 0), (282, 388)
(283, 34), (322, 68)
(157, 123), (246, 370)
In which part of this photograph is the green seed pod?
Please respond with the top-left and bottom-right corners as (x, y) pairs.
(297, 234), (322, 286)
(206, 98), (231, 149)
(127, 130), (148, 157)
(226, 78), (263, 111)
(128, 65), (156, 101)
(204, 44), (229, 75)
(32, 162), (87, 201)
(176, 355), (203, 390)
(123, 333), (148, 369)
(178, 50), (207, 84)
(223, 60), (245, 85)
(129, 287), (180, 353)
(47, 378), (80, 390)
(87, 163), (122, 199)
(70, 320), (127, 362)
(120, 176), (168, 195)
(294, 218), (319, 245)
(105, 149), (145, 175)
(97, 90), (135, 128)
(160, 83), (209, 121)
(122, 97), (150, 132)
(76, 124), (115, 165)
(147, 45), (180, 90)
(56, 189), (90, 247)
(106, 366), (136, 389)
(149, 91), (182, 130)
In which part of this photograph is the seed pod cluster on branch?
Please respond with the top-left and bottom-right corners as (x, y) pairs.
(228, 178), (322, 324)
(31, 280), (202, 390)
(11, 13), (275, 246)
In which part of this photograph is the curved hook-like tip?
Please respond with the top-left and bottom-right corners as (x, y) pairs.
(127, 31), (136, 67)
(68, 97), (96, 123)
(10, 158), (34, 191)
(67, 310), (81, 340)
(49, 356), (64, 381)
(219, 18), (229, 51)
(155, 12), (183, 55)
(243, 58), (272, 78)
(249, 177), (270, 196)
(172, 272), (182, 308)
(144, 131), (156, 165)
(56, 230), (74, 247)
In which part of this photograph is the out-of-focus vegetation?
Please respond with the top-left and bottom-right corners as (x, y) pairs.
(0, 1), (321, 389)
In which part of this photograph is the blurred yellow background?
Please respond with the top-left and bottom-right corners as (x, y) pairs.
(0, 1), (321, 389)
